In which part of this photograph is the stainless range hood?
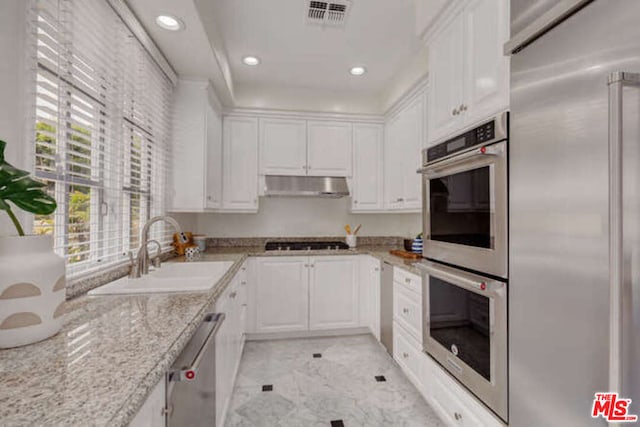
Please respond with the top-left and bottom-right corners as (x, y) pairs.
(264, 175), (350, 198)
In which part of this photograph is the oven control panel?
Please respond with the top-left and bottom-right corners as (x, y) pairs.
(425, 112), (507, 164)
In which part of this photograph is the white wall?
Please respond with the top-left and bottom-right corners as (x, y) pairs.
(191, 197), (421, 238)
(0, 0), (29, 237)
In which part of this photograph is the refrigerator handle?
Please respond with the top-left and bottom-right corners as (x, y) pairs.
(607, 71), (640, 393)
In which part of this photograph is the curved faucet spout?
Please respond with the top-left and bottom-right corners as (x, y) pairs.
(132, 216), (186, 278)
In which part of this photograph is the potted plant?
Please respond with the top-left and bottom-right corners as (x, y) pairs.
(0, 139), (65, 348)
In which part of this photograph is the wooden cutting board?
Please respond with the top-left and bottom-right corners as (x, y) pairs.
(389, 250), (422, 260)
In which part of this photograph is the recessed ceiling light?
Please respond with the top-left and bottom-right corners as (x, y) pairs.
(349, 66), (367, 76)
(155, 15), (184, 31)
(242, 56), (261, 66)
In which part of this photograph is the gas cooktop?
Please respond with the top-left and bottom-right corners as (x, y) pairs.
(264, 241), (349, 251)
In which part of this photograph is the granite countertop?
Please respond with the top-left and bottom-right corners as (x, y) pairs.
(0, 246), (423, 426)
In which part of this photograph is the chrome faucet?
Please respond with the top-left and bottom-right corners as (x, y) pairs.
(130, 216), (187, 278)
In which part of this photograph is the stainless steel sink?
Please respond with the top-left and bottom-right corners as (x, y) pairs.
(88, 261), (234, 295)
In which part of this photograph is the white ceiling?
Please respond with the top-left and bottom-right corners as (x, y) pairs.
(205, 0), (421, 93)
(126, 0), (449, 111)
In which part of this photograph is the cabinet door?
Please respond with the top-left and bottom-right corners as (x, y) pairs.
(307, 121), (352, 176)
(428, 14), (464, 143)
(222, 117), (259, 211)
(384, 114), (405, 209)
(352, 124), (383, 211)
(309, 256), (359, 330)
(359, 256), (381, 339)
(462, 0), (509, 127)
(205, 103), (222, 209)
(169, 81), (206, 211)
(259, 118), (307, 175)
(255, 257), (309, 332)
(400, 95), (425, 209)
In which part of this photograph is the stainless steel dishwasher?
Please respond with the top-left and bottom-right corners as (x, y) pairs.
(380, 261), (393, 355)
(166, 312), (224, 426)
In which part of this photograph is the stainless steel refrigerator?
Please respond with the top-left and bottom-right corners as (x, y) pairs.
(506, 0), (640, 425)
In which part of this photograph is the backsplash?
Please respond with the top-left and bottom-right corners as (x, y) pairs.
(205, 236), (404, 248)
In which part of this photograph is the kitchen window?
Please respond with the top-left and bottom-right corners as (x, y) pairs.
(29, 0), (174, 275)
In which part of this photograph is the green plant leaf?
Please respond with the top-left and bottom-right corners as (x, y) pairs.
(0, 140), (57, 217)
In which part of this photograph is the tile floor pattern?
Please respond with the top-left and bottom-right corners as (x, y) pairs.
(225, 334), (446, 426)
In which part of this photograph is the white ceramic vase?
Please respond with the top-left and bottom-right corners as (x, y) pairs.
(0, 235), (65, 348)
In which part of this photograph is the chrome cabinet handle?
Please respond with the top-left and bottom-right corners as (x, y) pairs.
(454, 412), (462, 420)
(403, 352), (409, 358)
(403, 308), (409, 314)
(459, 104), (467, 112)
(230, 291), (237, 298)
(451, 108), (458, 116)
(241, 281), (247, 285)
(608, 71), (640, 392)
(396, 197), (404, 202)
(405, 278), (411, 284)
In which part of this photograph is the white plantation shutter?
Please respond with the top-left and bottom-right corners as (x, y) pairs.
(29, 0), (174, 275)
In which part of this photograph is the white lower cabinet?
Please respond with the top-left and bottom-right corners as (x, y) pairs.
(252, 256), (360, 334)
(393, 322), (424, 388)
(215, 264), (248, 427)
(254, 257), (310, 333)
(309, 256), (359, 330)
(129, 378), (165, 427)
(358, 255), (381, 340)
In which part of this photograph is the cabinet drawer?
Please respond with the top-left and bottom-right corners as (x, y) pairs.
(429, 373), (481, 427)
(393, 322), (423, 390)
(393, 283), (422, 343)
(422, 353), (503, 427)
(393, 267), (422, 295)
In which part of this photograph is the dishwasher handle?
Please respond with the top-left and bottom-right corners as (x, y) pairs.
(168, 312), (225, 382)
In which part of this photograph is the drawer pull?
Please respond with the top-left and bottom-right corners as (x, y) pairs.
(454, 412), (463, 421)
(405, 278), (411, 284)
(403, 352), (409, 359)
(402, 308), (409, 314)
(229, 291), (237, 299)
(241, 281), (247, 285)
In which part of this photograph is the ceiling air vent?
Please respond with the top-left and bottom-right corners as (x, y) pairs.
(307, 0), (351, 27)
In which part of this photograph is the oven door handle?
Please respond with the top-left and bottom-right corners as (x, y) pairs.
(418, 144), (505, 176)
(416, 262), (505, 296)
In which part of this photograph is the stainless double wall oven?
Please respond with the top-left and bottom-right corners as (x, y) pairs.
(418, 112), (509, 422)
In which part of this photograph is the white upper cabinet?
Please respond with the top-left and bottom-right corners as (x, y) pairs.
(351, 124), (384, 211)
(384, 90), (426, 211)
(384, 114), (405, 209)
(428, 0), (509, 144)
(400, 95), (425, 209)
(462, 0), (509, 126)
(205, 103), (223, 209)
(428, 15), (464, 144)
(222, 116), (259, 211)
(306, 121), (353, 176)
(169, 80), (222, 212)
(308, 256), (359, 330)
(259, 118), (307, 175)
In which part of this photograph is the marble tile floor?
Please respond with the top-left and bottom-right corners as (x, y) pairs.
(225, 334), (446, 427)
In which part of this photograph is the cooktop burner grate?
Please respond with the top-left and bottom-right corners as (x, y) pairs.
(264, 241), (349, 251)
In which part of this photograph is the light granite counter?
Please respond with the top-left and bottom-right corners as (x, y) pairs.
(0, 246), (423, 426)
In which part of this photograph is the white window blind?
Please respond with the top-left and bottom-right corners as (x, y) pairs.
(29, 0), (174, 276)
